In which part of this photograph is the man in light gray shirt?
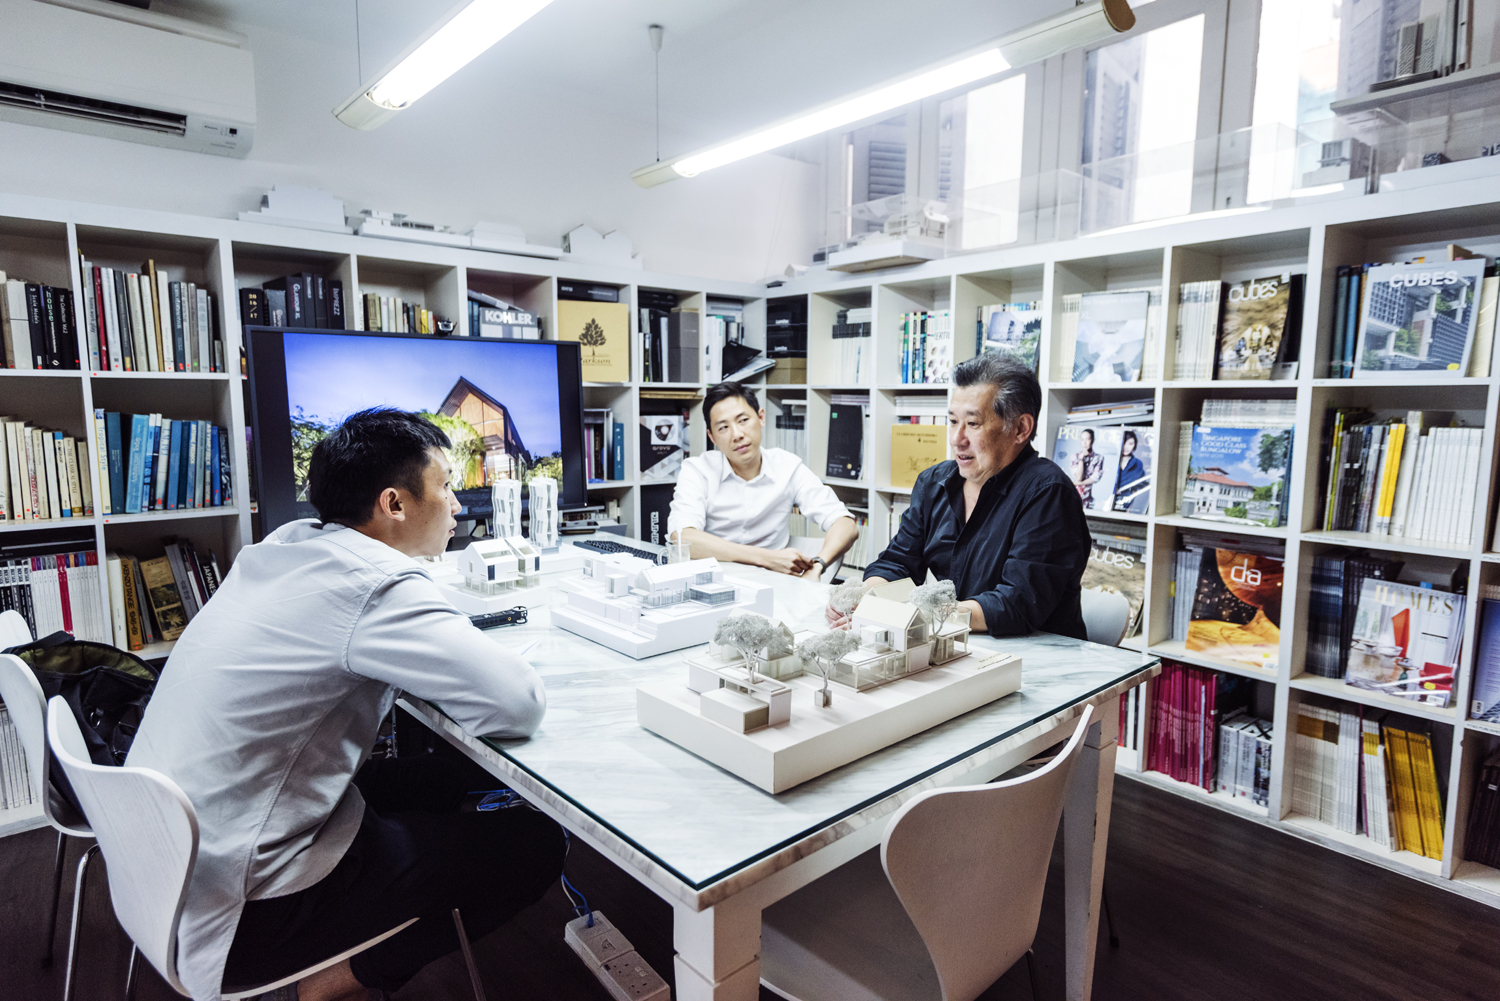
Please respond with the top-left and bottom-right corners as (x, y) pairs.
(127, 409), (561, 1001)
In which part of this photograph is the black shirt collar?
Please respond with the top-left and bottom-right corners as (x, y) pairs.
(943, 443), (1038, 530)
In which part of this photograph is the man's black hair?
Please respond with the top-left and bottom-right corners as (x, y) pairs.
(307, 407), (451, 526)
(702, 381), (760, 426)
(951, 353), (1042, 442)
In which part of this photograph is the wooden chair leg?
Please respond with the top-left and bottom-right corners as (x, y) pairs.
(62, 843), (99, 1001)
(42, 831), (67, 967)
(452, 908), (488, 1001)
(1024, 949), (1040, 1001)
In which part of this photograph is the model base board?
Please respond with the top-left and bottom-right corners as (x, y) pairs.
(637, 651), (1022, 792)
(441, 583), (552, 614)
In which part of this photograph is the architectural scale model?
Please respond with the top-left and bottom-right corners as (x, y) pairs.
(492, 478), (522, 539)
(551, 555), (774, 659)
(528, 476), (560, 550)
(636, 580), (1020, 792)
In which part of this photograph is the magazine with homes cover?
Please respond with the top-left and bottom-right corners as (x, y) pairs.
(1345, 578), (1464, 708)
(1353, 259), (1486, 378)
(1216, 274), (1304, 380)
(1187, 549), (1284, 670)
(978, 302), (1042, 372)
(1179, 425), (1293, 527)
(1071, 290), (1149, 384)
(1083, 521), (1147, 639)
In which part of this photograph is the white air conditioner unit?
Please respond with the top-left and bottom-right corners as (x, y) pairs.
(0, 0), (255, 158)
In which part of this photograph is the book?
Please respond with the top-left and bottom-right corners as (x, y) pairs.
(1345, 578), (1463, 708)
(1186, 548), (1284, 670)
(1144, 660), (1254, 792)
(1053, 425), (1155, 514)
(889, 424), (946, 490)
(1179, 425), (1293, 527)
(1473, 598), (1500, 723)
(558, 299), (630, 383)
(1072, 290), (1149, 383)
(639, 414), (684, 481)
(139, 555), (187, 641)
(826, 396), (866, 480)
(1215, 274), (1304, 380)
(977, 302), (1041, 372)
(1464, 748), (1500, 868)
(1353, 259), (1485, 377)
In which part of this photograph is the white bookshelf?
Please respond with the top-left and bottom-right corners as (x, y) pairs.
(766, 170), (1500, 909)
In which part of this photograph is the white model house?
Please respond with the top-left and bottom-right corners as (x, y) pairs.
(491, 479), (522, 539)
(528, 476), (559, 550)
(457, 537), (543, 595)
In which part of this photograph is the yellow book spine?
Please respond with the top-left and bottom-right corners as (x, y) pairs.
(1384, 727), (1421, 854)
(1378, 424), (1404, 521)
(1407, 732), (1446, 860)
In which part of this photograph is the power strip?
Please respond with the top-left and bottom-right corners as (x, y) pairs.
(565, 911), (671, 1001)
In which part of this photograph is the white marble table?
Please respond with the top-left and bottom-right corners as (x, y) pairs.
(401, 564), (1158, 1001)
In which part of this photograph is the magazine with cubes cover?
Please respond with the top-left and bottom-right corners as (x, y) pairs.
(1187, 549), (1283, 671)
(1345, 577), (1464, 708)
(1179, 425), (1293, 527)
(1082, 520), (1147, 639)
(1215, 274), (1304, 380)
(1353, 259), (1485, 378)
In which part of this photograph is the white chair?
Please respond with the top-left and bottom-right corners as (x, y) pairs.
(790, 536), (843, 584)
(0, 635), (104, 1001)
(760, 703), (1096, 1001)
(44, 697), (451, 1000)
(1079, 587), (1131, 648)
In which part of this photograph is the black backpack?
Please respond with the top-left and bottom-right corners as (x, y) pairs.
(5, 632), (159, 813)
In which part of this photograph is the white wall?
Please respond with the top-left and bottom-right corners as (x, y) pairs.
(0, 1), (825, 283)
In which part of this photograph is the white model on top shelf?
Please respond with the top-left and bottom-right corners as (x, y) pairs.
(528, 476), (559, 550)
(550, 555), (774, 659)
(492, 479), (522, 540)
(635, 593), (1018, 793)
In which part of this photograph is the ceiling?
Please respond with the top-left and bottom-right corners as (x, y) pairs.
(150, 0), (1079, 156)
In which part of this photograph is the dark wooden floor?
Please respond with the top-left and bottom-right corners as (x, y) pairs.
(4, 775), (1498, 1001)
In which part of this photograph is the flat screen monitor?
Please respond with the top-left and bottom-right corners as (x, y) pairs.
(246, 327), (586, 534)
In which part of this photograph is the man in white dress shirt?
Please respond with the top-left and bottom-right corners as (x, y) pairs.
(127, 409), (561, 1001)
(668, 381), (859, 577)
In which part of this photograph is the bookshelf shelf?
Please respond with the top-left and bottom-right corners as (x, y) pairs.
(0, 518), (95, 534)
(1126, 767), (1271, 819)
(0, 369), (84, 379)
(1288, 674), (1458, 722)
(1451, 860), (1500, 899)
(1300, 530), (1474, 558)
(1153, 515), (1289, 540)
(100, 508), (240, 526)
(1086, 509), (1150, 526)
(87, 371), (233, 382)
(1310, 376), (1492, 388)
(1146, 641), (1278, 683)
(822, 475), (868, 489)
(1281, 813), (1444, 877)
(1465, 719), (1500, 738)
(136, 638), (176, 661)
(0, 802), (46, 839)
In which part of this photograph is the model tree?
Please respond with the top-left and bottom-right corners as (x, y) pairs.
(828, 579), (870, 626)
(797, 631), (859, 707)
(714, 613), (778, 683)
(908, 580), (960, 638)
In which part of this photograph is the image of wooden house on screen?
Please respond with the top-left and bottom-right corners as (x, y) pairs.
(439, 377), (533, 483)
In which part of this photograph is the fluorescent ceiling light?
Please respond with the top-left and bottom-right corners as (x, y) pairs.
(633, 0), (1135, 187)
(334, 0), (554, 130)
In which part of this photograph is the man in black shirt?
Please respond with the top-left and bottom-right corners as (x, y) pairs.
(828, 354), (1090, 638)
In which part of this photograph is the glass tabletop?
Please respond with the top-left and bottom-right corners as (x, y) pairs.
(449, 569), (1151, 890)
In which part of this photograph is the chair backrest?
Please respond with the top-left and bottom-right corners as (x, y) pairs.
(880, 703), (1096, 1001)
(47, 697), (198, 997)
(1080, 587), (1131, 647)
(0, 653), (90, 835)
(790, 536), (843, 583)
(0, 608), (32, 648)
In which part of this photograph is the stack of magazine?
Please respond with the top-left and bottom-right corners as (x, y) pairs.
(1169, 529), (1284, 671)
(1177, 399), (1295, 528)
(1056, 288), (1161, 383)
(976, 302), (1041, 372)
(1174, 273), (1304, 381)
(1052, 399), (1155, 515)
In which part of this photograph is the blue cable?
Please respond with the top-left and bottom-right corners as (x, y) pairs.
(559, 829), (593, 927)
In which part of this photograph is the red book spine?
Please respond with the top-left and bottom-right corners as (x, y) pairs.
(91, 267), (109, 371)
(55, 555), (72, 634)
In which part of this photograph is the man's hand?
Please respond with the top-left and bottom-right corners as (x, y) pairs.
(762, 548), (814, 576)
(825, 604), (851, 629)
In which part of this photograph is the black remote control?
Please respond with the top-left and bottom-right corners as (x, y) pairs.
(468, 607), (528, 630)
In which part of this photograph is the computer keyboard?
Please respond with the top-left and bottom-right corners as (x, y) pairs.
(573, 538), (662, 562)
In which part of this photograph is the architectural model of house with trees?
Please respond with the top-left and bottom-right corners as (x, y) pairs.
(636, 579), (1020, 792)
(551, 554), (774, 658)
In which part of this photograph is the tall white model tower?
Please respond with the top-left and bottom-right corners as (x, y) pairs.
(528, 476), (559, 550)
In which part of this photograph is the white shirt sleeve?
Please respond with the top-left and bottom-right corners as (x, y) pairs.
(667, 458), (712, 539)
(347, 572), (547, 738)
(789, 462), (854, 532)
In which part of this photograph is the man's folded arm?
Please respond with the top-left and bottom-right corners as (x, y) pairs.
(968, 482), (1084, 636)
(348, 575), (547, 738)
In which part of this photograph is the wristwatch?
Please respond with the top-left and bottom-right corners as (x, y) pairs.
(808, 556), (827, 573)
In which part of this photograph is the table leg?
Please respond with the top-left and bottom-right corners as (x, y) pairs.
(672, 895), (763, 1001)
(1063, 696), (1119, 1001)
